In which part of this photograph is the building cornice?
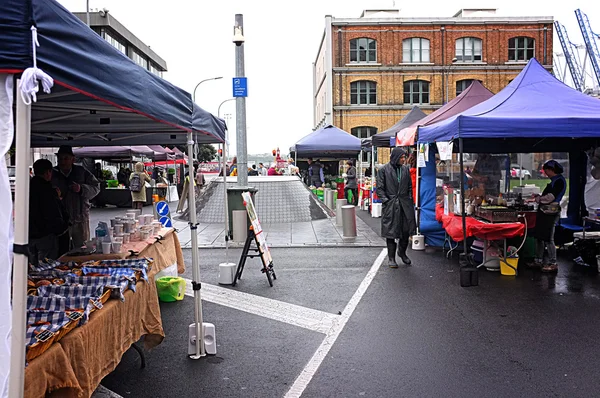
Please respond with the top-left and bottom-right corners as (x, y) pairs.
(331, 17), (553, 26)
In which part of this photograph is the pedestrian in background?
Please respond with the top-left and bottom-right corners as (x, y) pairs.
(307, 158), (325, 187)
(130, 162), (151, 210)
(29, 159), (70, 263)
(343, 159), (357, 205)
(52, 145), (100, 249)
(376, 147), (416, 268)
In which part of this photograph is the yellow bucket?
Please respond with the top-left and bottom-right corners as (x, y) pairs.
(500, 257), (518, 276)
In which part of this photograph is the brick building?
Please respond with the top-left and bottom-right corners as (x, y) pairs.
(312, 8), (553, 163)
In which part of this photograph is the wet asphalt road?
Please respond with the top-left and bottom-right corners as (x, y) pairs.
(99, 209), (600, 397)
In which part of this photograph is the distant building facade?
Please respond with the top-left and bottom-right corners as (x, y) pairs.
(313, 8), (554, 163)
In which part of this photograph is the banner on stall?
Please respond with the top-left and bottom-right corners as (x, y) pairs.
(436, 142), (453, 161)
(417, 143), (428, 168)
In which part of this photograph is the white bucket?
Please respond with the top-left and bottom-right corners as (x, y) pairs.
(218, 262), (237, 285)
(371, 203), (382, 218)
(412, 234), (425, 251)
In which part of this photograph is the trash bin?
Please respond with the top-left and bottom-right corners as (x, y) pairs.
(226, 187), (258, 238)
(156, 276), (186, 302)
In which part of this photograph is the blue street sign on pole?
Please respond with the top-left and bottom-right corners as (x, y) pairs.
(233, 77), (248, 97)
(159, 216), (173, 228)
(156, 201), (170, 217)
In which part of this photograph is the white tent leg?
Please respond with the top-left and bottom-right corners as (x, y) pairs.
(416, 159), (420, 234)
(187, 132), (205, 359)
(9, 80), (29, 398)
(222, 140), (229, 260)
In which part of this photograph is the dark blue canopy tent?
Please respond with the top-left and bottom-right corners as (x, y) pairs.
(418, 58), (600, 231)
(291, 125), (361, 159)
(0, 0), (226, 146)
(371, 106), (426, 148)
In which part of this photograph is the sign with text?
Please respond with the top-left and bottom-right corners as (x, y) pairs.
(233, 77), (248, 97)
(241, 192), (272, 265)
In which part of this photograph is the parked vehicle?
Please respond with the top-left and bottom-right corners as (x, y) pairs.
(510, 164), (531, 179)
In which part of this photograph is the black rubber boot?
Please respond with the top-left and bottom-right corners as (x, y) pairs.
(386, 239), (398, 268)
(397, 240), (412, 266)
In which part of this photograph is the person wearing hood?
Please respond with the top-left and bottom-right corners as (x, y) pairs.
(376, 147), (416, 267)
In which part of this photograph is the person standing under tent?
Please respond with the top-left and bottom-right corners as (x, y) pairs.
(130, 162), (151, 210)
(307, 158), (325, 187)
(29, 159), (70, 264)
(52, 145), (100, 249)
(343, 159), (358, 205)
(376, 147), (416, 268)
(407, 152), (418, 204)
(472, 153), (501, 197)
(529, 160), (566, 273)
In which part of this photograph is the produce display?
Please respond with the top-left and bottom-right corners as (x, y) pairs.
(25, 258), (152, 361)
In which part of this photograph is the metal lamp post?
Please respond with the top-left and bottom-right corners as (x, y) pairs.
(233, 15), (248, 187)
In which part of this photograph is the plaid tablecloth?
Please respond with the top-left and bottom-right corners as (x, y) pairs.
(27, 296), (94, 324)
(26, 311), (72, 348)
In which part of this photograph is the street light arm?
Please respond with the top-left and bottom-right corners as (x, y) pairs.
(192, 76), (223, 102)
(218, 98), (236, 118)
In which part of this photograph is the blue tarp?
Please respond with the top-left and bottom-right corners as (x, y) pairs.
(291, 125), (361, 158)
(419, 58), (600, 149)
(0, 0), (225, 146)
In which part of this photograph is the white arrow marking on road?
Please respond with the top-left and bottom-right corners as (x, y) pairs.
(284, 248), (387, 398)
(184, 280), (337, 334)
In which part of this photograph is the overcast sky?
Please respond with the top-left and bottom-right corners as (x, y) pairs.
(57, 0), (599, 154)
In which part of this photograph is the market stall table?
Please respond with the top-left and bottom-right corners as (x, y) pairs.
(93, 186), (154, 208)
(435, 204), (526, 272)
(24, 228), (186, 397)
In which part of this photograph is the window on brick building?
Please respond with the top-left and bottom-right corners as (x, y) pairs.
(402, 38), (430, 63)
(455, 37), (482, 62)
(350, 81), (377, 105)
(455, 79), (482, 96)
(350, 38), (377, 63)
(508, 37), (535, 62)
(351, 126), (377, 139)
(403, 80), (429, 104)
(352, 127), (377, 162)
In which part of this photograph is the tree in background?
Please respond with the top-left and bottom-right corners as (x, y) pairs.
(176, 144), (217, 163)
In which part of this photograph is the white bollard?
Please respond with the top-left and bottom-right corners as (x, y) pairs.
(342, 205), (357, 238)
(218, 262), (237, 285)
(232, 210), (247, 242)
(325, 189), (335, 209)
(336, 199), (347, 226)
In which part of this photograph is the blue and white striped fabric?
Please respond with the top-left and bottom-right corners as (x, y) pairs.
(37, 284), (105, 301)
(63, 276), (132, 300)
(27, 296), (93, 324)
(29, 259), (61, 272)
(26, 311), (71, 347)
(81, 267), (143, 282)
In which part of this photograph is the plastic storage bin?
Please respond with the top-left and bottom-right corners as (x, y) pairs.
(156, 276), (186, 302)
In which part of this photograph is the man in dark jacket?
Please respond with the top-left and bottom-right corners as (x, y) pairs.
(344, 159), (358, 205)
(376, 147), (416, 267)
(307, 158), (325, 187)
(29, 159), (70, 264)
(52, 145), (100, 249)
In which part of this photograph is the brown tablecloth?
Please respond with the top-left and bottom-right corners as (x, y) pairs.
(24, 343), (82, 398)
(25, 229), (186, 397)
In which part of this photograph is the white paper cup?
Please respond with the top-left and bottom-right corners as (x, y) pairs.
(122, 233), (130, 244)
(112, 242), (122, 253)
(102, 241), (112, 254)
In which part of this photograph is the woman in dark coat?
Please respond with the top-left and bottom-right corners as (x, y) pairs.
(376, 147), (416, 267)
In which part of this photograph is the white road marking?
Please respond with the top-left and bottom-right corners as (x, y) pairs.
(284, 248), (387, 398)
(184, 280), (338, 334)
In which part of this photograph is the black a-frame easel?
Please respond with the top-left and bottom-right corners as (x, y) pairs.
(232, 228), (276, 287)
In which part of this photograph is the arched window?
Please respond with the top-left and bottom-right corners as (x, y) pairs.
(402, 38), (430, 63)
(456, 79), (482, 96)
(350, 38), (377, 63)
(350, 81), (377, 105)
(508, 37), (535, 62)
(351, 126), (377, 139)
(455, 37), (482, 62)
(403, 80), (429, 104)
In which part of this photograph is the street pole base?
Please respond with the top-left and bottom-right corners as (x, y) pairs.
(459, 253), (479, 287)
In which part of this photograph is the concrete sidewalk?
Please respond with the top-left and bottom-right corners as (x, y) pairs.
(171, 214), (384, 248)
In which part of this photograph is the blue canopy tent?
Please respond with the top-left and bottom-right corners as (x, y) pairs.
(1, 1), (222, 389)
(0, 0), (226, 146)
(418, 58), (600, 260)
(291, 125), (361, 159)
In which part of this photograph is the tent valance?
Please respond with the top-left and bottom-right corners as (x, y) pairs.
(291, 125), (361, 158)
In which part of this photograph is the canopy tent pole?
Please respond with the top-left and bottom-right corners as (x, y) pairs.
(187, 132), (205, 359)
(222, 139), (230, 260)
(371, 145), (375, 212)
(9, 79), (30, 398)
(459, 138), (467, 254)
(415, 151), (421, 233)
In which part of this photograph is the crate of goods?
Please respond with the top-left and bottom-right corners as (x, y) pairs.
(476, 206), (518, 223)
